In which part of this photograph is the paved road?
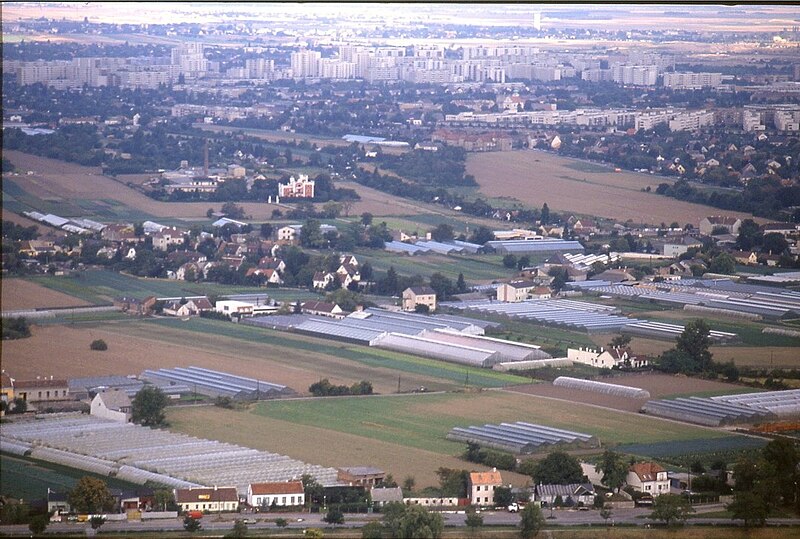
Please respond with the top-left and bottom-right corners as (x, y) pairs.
(4, 506), (800, 536)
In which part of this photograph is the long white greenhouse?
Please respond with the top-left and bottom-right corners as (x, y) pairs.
(552, 376), (651, 398)
(372, 332), (501, 368)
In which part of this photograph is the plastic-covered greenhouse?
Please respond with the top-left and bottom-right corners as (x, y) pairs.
(711, 389), (800, 418)
(642, 397), (773, 426)
(420, 329), (552, 362)
(372, 332), (500, 368)
(447, 421), (597, 454)
(553, 376), (650, 398)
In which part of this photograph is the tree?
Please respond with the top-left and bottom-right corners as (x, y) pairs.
(648, 494), (694, 526)
(519, 503), (546, 539)
(727, 491), (769, 527)
(465, 507), (484, 533)
(469, 226), (495, 245)
(608, 334), (631, 349)
(436, 468), (469, 498)
(90, 516), (106, 530)
(2, 316), (31, 340)
(600, 507), (613, 525)
(456, 273), (468, 293)
(221, 201), (246, 219)
(362, 520), (384, 539)
(675, 319), (713, 372)
(226, 520), (248, 538)
(597, 450), (628, 493)
(548, 267), (569, 292)
(131, 385), (169, 427)
(300, 219), (326, 249)
(709, 253), (735, 274)
(68, 476), (114, 514)
(90, 339), (108, 351)
(431, 223), (454, 242)
(762, 232), (789, 255)
(275, 517), (288, 527)
(184, 515), (202, 532)
(402, 476), (416, 494)
(525, 451), (585, 485)
(323, 508), (344, 526)
(28, 515), (49, 536)
(503, 254), (518, 268)
(154, 489), (175, 511)
(762, 438), (800, 507)
(382, 503), (443, 539)
(494, 486), (514, 507)
(429, 272), (455, 301)
(302, 474), (325, 507)
(361, 212), (374, 227)
(540, 203), (550, 225)
(736, 219), (761, 250)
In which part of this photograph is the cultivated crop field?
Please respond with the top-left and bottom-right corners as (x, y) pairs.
(3, 150), (284, 221)
(1, 317), (525, 392)
(1, 278), (92, 311)
(467, 150), (755, 225)
(168, 389), (745, 487)
(507, 373), (758, 413)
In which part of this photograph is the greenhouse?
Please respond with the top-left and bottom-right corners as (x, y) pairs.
(447, 421), (597, 454)
(420, 329), (552, 362)
(642, 397), (773, 426)
(141, 366), (292, 400)
(553, 376), (650, 398)
(372, 332), (500, 367)
(711, 389), (800, 418)
(1, 414), (342, 494)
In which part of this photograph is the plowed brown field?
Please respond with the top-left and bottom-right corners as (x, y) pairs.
(1, 278), (90, 311)
(467, 150), (756, 226)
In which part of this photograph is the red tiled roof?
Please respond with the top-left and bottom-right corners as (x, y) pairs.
(249, 481), (304, 495)
(175, 487), (238, 503)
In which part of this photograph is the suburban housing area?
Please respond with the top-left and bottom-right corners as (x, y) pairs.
(2, 3), (800, 538)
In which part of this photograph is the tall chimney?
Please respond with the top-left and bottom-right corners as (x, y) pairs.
(204, 139), (209, 177)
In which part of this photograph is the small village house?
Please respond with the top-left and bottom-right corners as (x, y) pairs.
(247, 481), (305, 509)
(402, 286), (437, 312)
(469, 469), (503, 506)
(175, 487), (239, 513)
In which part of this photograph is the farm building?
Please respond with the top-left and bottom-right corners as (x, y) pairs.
(247, 481), (305, 508)
(140, 366), (293, 400)
(469, 469), (503, 506)
(90, 389), (132, 423)
(447, 422), (598, 454)
(567, 347), (648, 369)
(552, 377), (650, 399)
(175, 487), (239, 513)
(536, 483), (596, 507)
(370, 487), (404, 507)
(337, 466), (386, 488)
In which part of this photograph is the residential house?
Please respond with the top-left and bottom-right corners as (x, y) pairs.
(496, 280), (537, 302)
(469, 469), (503, 506)
(246, 267), (284, 285)
(340, 254), (359, 268)
(627, 462), (670, 497)
(593, 268), (636, 283)
(278, 174), (315, 198)
(215, 300), (255, 318)
(47, 489), (71, 516)
(152, 228), (185, 251)
(258, 257), (287, 273)
(18, 240), (58, 257)
(662, 237), (702, 258)
(13, 377), (69, 403)
(220, 256), (246, 271)
(732, 251), (758, 265)
(567, 347), (648, 369)
(175, 487), (239, 513)
(90, 389), (132, 422)
(402, 286), (437, 312)
(536, 483), (596, 507)
(162, 298), (214, 317)
(247, 481), (305, 509)
(370, 487), (404, 507)
(337, 467), (386, 488)
(313, 271), (336, 290)
(176, 262), (203, 281)
(301, 301), (345, 319)
(278, 225), (300, 242)
(1, 372), (14, 409)
(699, 216), (742, 236)
(115, 296), (157, 316)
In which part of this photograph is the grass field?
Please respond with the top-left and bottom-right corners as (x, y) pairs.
(0, 453), (140, 501)
(356, 250), (512, 282)
(28, 269), (320, 303)
(169, 389), (747, 488)
(467, 150), (757, 226)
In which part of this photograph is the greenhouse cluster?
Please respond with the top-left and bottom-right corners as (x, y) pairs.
(140, 366), (292, 401)
(642, 397), (773, 427)
(711, 389), (800, 418)
(447, 421), (597, 454)
(1, 415), (341, 494)
(552, 376), (651, 399)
